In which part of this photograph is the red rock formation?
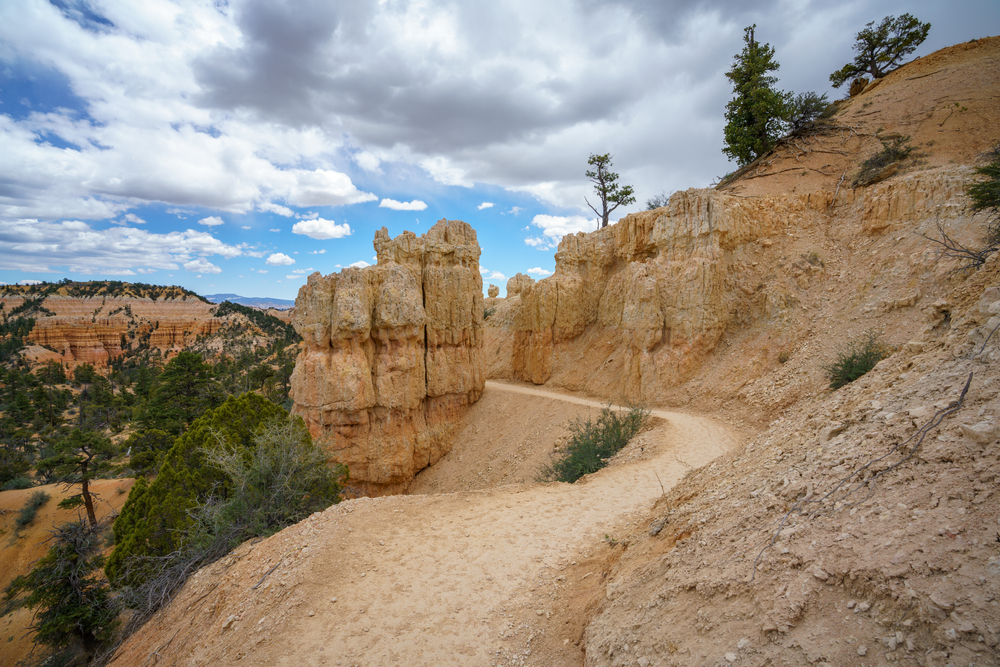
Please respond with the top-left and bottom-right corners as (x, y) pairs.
(290, 219), (485, 495)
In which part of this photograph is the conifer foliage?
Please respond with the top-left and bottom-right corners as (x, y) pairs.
(830, 14), (931, 88)
(722, 25), (792, 167)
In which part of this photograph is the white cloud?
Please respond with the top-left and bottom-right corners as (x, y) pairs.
(286, 274), (308, 280)
(487, 271), (505, 280)
(124, 213), (146, 225)
(292, 218), (352, 240)
(269, 228), (281, 233)
(0, 219), (241, 274)
(348, 260), (370, 269)
(526, 267), (552, 276)
(259, 202), (294, 217)
(198, 216), (225, 227)
(281, 169), (377, 207)
(241, 225), (252, 230)
(355, 151), (383, 174)
(184, 257), (221, 274)
(478, 202), (494, 210)
(266, 253), (295, 266)
(257, 269), (268, 274)
(136, 268), (156, 274)
(308, 249), (326, 254)
(479, 267), (489, 275)
(18, 279), (44, 285)
(525, 214), (596, 250)
(379, 198), (427, 211)
(503, 207), (524, 216)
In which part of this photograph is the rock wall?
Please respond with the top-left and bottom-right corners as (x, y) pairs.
(0, 294), (221, 369)
(492, 168), (975, 402)
(290, 219), (484, 495)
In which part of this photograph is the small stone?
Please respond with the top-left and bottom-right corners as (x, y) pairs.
(929, 592), (954, 610)
(857, 601), (870, 612)
(308, 611), (315, 617)
(885, 637), (897, 651)
(847, 600), (856, 609)
(330, 597), (337, 603)
(536, 610), (545, 616)
(944, 628), (957, 641)
(725, 653), (737, 663)
(857, 645), (867, 656)
(638, 658), (650, 667)
(737, 638), (750, 650)
(811, 565), (829, 581)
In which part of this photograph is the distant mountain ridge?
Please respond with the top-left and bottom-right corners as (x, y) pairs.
(203, 293), (295, 310)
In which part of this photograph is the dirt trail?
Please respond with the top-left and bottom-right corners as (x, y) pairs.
(109, 382), (740, 667)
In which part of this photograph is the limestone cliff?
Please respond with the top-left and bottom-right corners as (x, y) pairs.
(290, 219), (484, 495)
(487, 167), (976, 402)
(0, 285), (222, 369)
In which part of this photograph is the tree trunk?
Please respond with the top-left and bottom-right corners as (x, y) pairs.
(80, 460), (97, 527)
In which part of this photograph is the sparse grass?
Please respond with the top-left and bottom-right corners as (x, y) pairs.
(853, 136), (914, 187)
(484, 307), (496, 320)
(15, 491), (51, 530)
(539, 404), (649, 483)
(824, 331), (894, 389)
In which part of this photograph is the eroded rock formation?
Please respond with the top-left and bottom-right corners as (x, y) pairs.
(290, 219), (484, 495)
(0, 293), (222, 369)
(489, 167), (974, 402)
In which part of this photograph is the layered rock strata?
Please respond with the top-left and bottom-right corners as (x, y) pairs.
(494, 168), (975, 402)
(290, 219), (484, 495)
(0, 294), (221, 369)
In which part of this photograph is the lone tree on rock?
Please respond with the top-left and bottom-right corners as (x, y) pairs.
(723, 25), (791, 167)
(830, 14), (930, 88)
(585, 153), (635, 228)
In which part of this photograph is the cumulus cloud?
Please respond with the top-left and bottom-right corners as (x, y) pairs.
(184, 257), (222, 274)
(0, 0), (985, 229)
(349, 260), (371, 269)
(526, 267), (551, 276)
(266, 253), (295, 266)
(292, 218), (352, 240)
(18, 279), (44, 285)
(308, 249), (327, 254)
(486, 271), (505, 280)
(124, 213), (146, 225)
(379, 199), (428, 211)
(0, 219), (241, 274)
(525, 214), (595, 249)
(259, 202), (294, 217)
(478, 202), (494, 210)
(198, 216), (225, 227)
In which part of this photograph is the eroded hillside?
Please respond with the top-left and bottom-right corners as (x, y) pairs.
(101, 37), (1000, 667)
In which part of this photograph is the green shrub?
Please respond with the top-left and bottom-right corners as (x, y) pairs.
(969, 143), (1000, 243)
(540, 404), (649, 483)
(15, 490), (51, 529)
(3, 519), (117, 660)
(483, 307), (496, 320)
(2, 477), (33, 491)
(824, 331), (894, 389)
(853, 136), (914, 186)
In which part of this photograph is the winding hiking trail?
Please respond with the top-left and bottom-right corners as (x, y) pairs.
(109, 382), (740, 667)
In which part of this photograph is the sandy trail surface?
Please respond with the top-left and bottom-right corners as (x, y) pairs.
(109, 382), (739, 667)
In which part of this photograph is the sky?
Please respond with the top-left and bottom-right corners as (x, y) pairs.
(0, 1), (997, 299)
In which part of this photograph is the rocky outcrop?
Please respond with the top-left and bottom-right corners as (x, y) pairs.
(493, 168), (974, 402)
(0, 293), (221, 369)
(290, 219), (484, 495)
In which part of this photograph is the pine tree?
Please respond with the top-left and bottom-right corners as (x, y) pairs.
(830, 14), (931, 88)
(722, 25), (791, 167)
(585, 154), (636, 228)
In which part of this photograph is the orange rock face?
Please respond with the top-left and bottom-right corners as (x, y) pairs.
(0, 293), (221, 370)
(290, 219), (484, 495)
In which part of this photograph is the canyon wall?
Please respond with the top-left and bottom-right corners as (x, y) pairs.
(487, 167), (975, 403)
(290, 219), (484, 495)
(0, 293), (221, 369)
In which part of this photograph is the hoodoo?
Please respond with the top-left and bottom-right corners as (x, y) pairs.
(290, 219), (485, 495)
